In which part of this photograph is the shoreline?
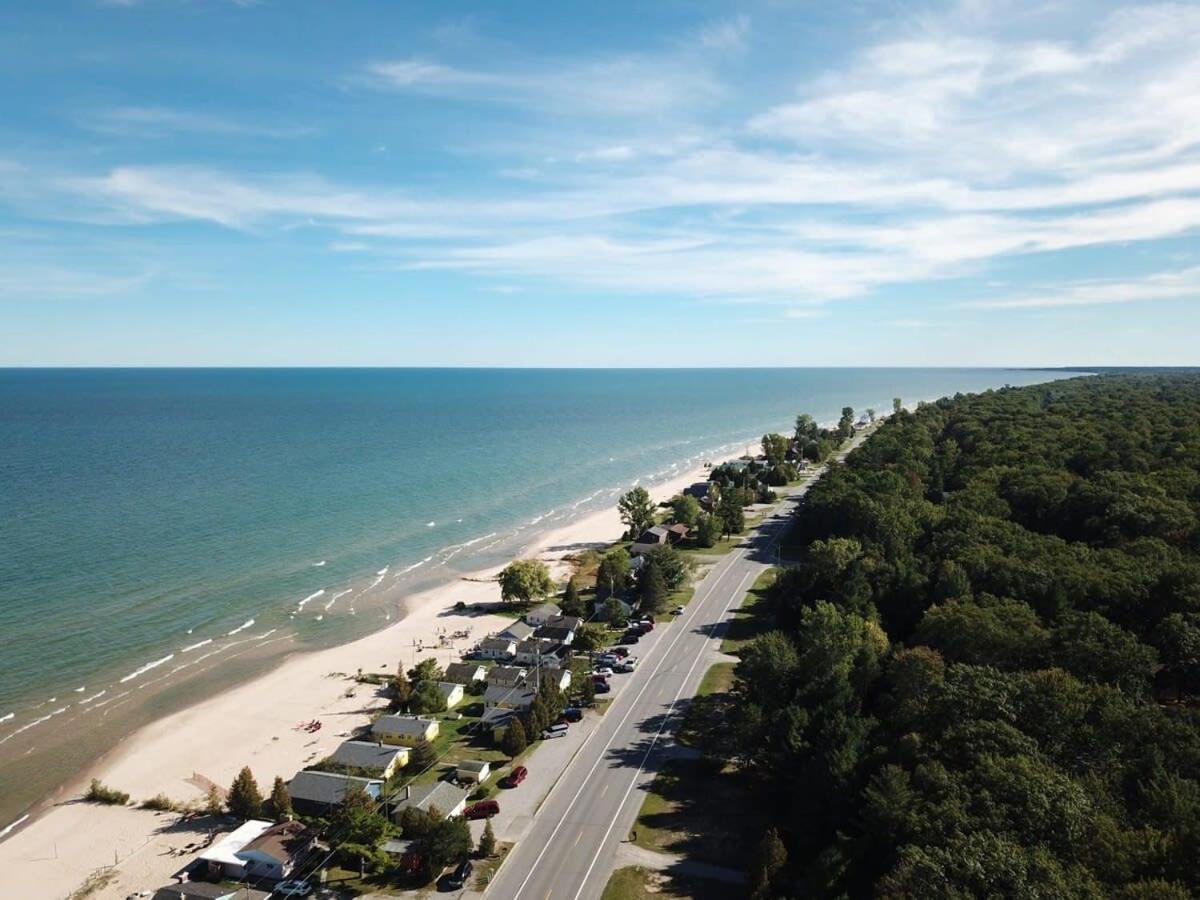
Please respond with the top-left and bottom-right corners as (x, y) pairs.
(0, 453), (717, 900)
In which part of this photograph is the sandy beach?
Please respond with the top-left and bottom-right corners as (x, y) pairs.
(0, 461), (714, 900)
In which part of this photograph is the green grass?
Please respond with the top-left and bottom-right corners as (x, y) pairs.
(632, 758), (768, 868)
(720, 568), (776, 654)
(696, 662), (736, 697)
(405, 706), (519, 787)
(472, 840), (514, 890)
(601, 866), (730, 900)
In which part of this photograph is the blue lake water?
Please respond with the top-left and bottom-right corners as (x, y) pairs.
(0, 367), (1072, 821)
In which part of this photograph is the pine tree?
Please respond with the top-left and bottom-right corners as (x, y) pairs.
(205, 784), (225, 816)
(227, 766), (263, 819)
(561, 577), (585, 617)
(696, 514), (721, 548)
(478, 817), (496, 858)
(750, 827), (787, 900)
(409, 738), (438, 772)
(390, 666), (412, 711)
(269, 776), (292, 822)
(501, 717), (528, 757)
(578, 673), (596, 706)
(639, 561), (669, 614)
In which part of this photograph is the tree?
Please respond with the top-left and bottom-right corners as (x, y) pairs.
(838, 406), (856, 441)
(478, 817), (497, 858)
(501, 717), (528, 757)
(596, 547), (632, 598)
(390, 666), (413, 710)
(696, 514), (721, 548)
(618, 486), (656, 539)
(409, 679), (448, 714)
(603, 597), (629, 628)
(227, 766), (263, 820)
(639, 561), (669, 614)
(204, 784), (224, 816)
(269, 776), (292, 822)
(407, 657), (443, 685)
(333, 787), (391, 874)
(717, 490), (745, 535)
(574, 623), (606, 652)
(672, 493), (702, 527)
(420, 815), (472, 874)
(410, 738), (438, 772)
(561, 576), (585, 617)
(762, 433), (791, 466)
(794, 413), (819, 443)
(867, 407), (877, 423)
(642, 544), (689, 590)
(499, 559), (555, 605)
(893, 396), (902, 414)
(750, 827), (788, 900)
(1152, 613), (1200, 698)
(578, 672), (597, 706)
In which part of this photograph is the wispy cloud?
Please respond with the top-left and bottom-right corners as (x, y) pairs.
(80, 106), (312, 139)
(964, 266), (1200, 309)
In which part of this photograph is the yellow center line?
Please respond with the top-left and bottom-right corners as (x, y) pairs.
(575, 830), (584, 846)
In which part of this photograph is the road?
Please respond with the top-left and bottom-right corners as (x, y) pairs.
(486, 448), (853, 900)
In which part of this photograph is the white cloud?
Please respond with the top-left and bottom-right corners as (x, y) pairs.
(80, 106), (311, 139)
(964, 266), (1200, 308)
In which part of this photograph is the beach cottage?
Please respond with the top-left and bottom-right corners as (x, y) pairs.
(436, 681), (465, 709)
(391, 782), (469, 821)
(287, 771), (383, 817)
(371, 715), (439, 746)
(477, 637), (517, 660)
(196, 820), (313, 882)
(326, 740), (409, 778)
(456, 759), (491, 784)
(486, 665), (527, 688)
(498, 620), (536, 642)
(152, 884), (269, 900)
(524, 602), (562, 626)
(483, 684), (537, 711)
(443, 662), (486, 686)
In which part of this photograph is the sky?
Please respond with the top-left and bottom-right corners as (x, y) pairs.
(0, 0), (1197, 367)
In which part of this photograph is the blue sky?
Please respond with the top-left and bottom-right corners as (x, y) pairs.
(1, 0), (1197, 366)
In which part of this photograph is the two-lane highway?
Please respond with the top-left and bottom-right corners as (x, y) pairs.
(486, 460), (839, 900)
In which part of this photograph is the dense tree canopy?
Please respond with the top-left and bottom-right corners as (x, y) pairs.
(734, 375), (1200, 898)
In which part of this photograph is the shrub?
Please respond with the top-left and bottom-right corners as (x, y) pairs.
(84, 779), (129, 806)
(139, 793), (177, 812)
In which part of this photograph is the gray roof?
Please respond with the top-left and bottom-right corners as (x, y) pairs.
(545, 614), (583, 631)
(479, 637), (516, 652)
(288, 771), (382, 806)
(484, 684), (536, 708)
(372, 715), (436, 738)
(443, 662), (486, 684)
(457, 759), (491, 774)
(526, 602), (562, 620)
(499, 621), (536, 641)
(534, 625), (574, 642)
(684, 482), (712, 497)
(151, 885), (269, 900)
(393, 781), (469, 817)
(486, 665), (527, 684)
(328, 740), (406, 773)
(382, 838), (416, 856)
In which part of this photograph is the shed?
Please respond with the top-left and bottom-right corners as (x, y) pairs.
(456, 759), (492, 784)
(436, 681), (465, 709)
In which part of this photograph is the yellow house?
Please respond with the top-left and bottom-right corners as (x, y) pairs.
(371, 715), (439, 746)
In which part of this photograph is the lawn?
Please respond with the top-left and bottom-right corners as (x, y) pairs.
(632, 758), (769, 868)
(695, 662), (735, 697)
(601, 866), (730, 900)
(720, 568), (776, 654)
(404, 703), (520, 787)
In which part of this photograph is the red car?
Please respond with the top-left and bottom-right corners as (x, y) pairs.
(463, 799), (500, 820)
(610, 647), (630, 658)
(503, 766), (528, 788)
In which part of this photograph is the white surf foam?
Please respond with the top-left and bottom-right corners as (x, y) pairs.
(78, 690), (106, 704)
(312, 560), (327, 567)
(74, 686), (85, 693)
(296, 589), (325, 612)
(0, 713), (13, 724)
(0, 706), (67, 745)
(181, 638), (213, 653)
(227, 618), (255, 636)
(426, 521), (436, 527)
(119, 654), (174, 684)
(325, 588), (353, 611)
(395, 555), (434, 577)
(377, 566), (389, 576)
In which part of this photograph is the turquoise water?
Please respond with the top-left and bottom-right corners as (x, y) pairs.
(0, 367), (1071, 819)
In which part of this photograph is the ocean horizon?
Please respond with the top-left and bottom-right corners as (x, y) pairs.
(0, 366), (1076, 827)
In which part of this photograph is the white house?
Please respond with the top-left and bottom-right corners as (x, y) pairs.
(486, 665), (527, 688)
(436, 681), (464, 709)
(392, 782), (469, 821)
(483, 684), (536, 711)
(456, 759), (492, 784)
(515, 638), (556, 665)
(543, 668), (572, 692)
(443, 662), (486, 686)
(524, 602), (562, 627)
(478, 637), (517, 660)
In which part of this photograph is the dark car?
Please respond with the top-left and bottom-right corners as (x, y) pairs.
(594, 681), (611, 694)
(463, 799), (500, 820)
(610, 647), (630, 658)
(503, 765), (528, 788)
(444, 859), (473, 890)
(562, 707), (583, 722)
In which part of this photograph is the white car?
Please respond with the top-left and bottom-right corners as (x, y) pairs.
(672, 606), (685, 615)
(274, 883), (314, 897)
(541, 729), (567, 739)
(591, 667), (614, 678)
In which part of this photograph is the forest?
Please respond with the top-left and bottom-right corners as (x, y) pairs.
(732, 374), (1200, 898)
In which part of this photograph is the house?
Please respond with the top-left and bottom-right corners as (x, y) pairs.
(683, 482), (713, 502)
(541, 668), (572, 692)
(524, 602), (562, 626)
(483, 684), (537, 711)
(227, 821), (313, 882)
(498, 620), (536, 642)
(634, 525), (671, 546)
(371, 715), (439, 747)
(197, 820), (273, 879)
(391, 781), (469, 821)
(666, 523), (691, 543)
(515, 638), (557, 665)
(436, 681), (464, 709)
(478, 637), (517, 660)
(533, 624), (575, 645)
(456, 759), (491, 784)
(481, 707), (518, 742)
(628, 542), (658, 558)
(382, 838), (421, 872)
(546, 614), (583, 631)
(327, 740), (409, 778)
(287, 771), (383, 817)
(486, 665), (528, 688)
(152, 884), (269, 900)
(443, 662), (486, 686)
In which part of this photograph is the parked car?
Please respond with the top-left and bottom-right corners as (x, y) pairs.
(672, 606), (685, 615)
(562, 707), (583, 722)
(444, 858), (474, 890)
(541, 728), (567, 739)
(591, 667), (614, 678)
(610, 647), (630, 658)
(615, 660), (637, 673)
(596, 654), (620, 667)
(546, 722), (569, 734)
(274, 883), (313, 898)
(504, 765), (528, 788)
(463, 800), (500, 820)
(618, 632), (640, 644)
(594, 681), (611, 694)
